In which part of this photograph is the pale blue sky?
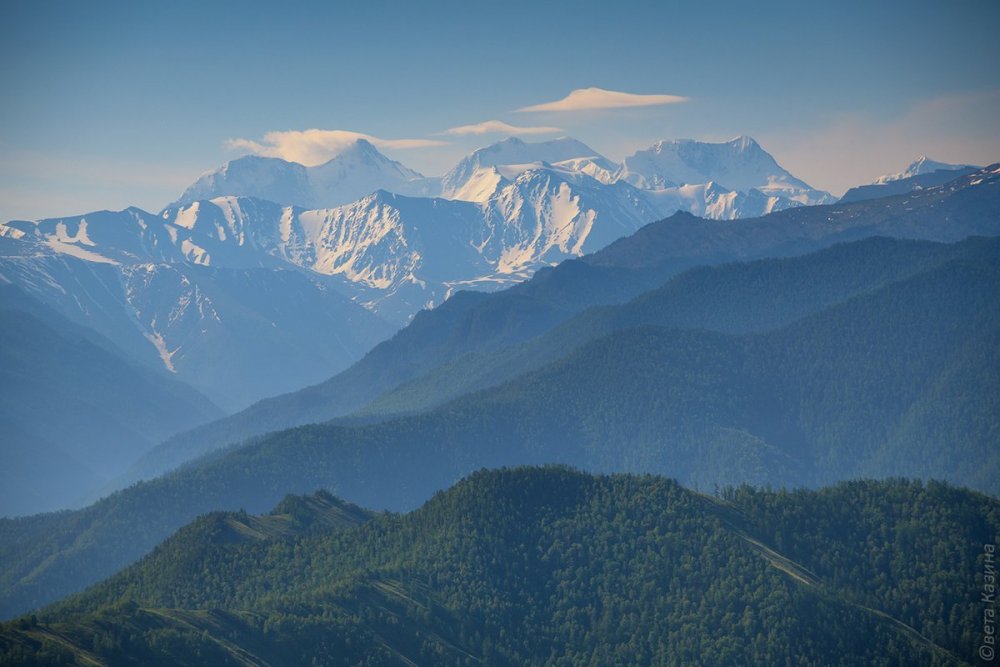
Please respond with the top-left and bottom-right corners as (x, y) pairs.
(2, 0), (998, 220)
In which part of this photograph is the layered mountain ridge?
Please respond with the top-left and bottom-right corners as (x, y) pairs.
(4, 226), (998, 619)
(1, 141), (991, 522)
(114, 162), (1000, 488)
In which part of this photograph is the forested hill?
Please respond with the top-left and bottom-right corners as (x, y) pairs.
(2, 468), (994, 665)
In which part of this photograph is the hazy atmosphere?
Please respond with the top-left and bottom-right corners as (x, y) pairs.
(2, 2), (999, 664)
(1, 0), (998, 220)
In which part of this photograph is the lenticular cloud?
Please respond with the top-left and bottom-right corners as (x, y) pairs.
(227, 129), (445, 166)
(516, 87), (690, 113)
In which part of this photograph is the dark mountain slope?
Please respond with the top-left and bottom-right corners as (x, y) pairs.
(0, 244), (397, 412)
(839, 166), (979, 203)
(360, 235), (996, 417)
(0, 285), (222, 517)
(3, 469), (992, 665)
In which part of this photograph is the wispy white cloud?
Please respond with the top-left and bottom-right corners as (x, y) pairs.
(439, 119), (564, 136)
(226, 129), (447, 166)
(516, 87), (690, 113)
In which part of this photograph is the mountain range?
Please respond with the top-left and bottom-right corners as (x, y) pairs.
(3, 2), (997, 661)
(0, 158), (991, 521)
(0, 126), (997, 665)
(0, 138), (980, 412)
(166, 136), (836, 323)
(163, 136), (837, 322)
(0, 134), (838, 410)
(184, 135), (834, 215)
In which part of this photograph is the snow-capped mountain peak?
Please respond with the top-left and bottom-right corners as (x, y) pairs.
(175, 155), (313, 210)
(728, 134), (760, 153)
(312, 139), (420, 178)
(170, 139), (429, 210)
(441, 136), (610, 200)
(552, 155), (619, 184)
(616, 136), (834, 205)
(148, 134), (845, 317)
(874, 156), (980, 184)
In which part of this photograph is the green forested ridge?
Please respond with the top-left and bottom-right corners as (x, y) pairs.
(123, 164), (1000, 486)
(726, 478), (1000, 656)
(358, 235), (995, 417)
(1, 468), (993, 665)
(1, 237), (997, 619)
